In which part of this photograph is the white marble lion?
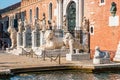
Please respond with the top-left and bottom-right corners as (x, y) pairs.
(40, 30), (63, 50)
(40, 30), (84, 54)
(63, 33), (84, 54)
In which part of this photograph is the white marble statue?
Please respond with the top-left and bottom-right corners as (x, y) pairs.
(8, 27), (17, 49)
(63, 15), (67, 32)
(40, 30), (84, 54)
(82, 17), (89, 32)
(18, 19), (23, 33)
(34, 18), (40, 31)
(41, 13), (46, 31)
(40, 30), (63, 50)
(63, 33), (84, 54)
(24, 18), (28, 27)
(94, 46), (110, 58)
(93, 46), (110, 64)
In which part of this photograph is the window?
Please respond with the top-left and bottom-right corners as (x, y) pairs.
(99, 0), (105, 6)
(30, 9), (32, 23)
(36, 7), (39, 19)
(21, 11), (26, 21)
(48, 3), (52, 21)
(101, 0), (104, 3)
(90, 25), (94, 35)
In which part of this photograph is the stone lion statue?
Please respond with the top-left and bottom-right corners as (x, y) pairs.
(40, 30), (85, 54)
(63, 33), (84, 54)
(40, 30), (63, 50)
(8, 27), (17, 49)
(94, 46), (110, 59)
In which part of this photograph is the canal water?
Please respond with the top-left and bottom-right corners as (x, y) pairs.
(1, 70), (120, 80)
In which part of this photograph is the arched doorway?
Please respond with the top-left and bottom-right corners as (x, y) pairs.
(66, 1), (76, 35)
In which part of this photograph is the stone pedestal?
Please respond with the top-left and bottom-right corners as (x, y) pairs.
(40, 31), (45, 45)
(32, 30), (40, 48)
(23, 29), (32, 48)
(93, 58), (110, 64)
(23, 31), (27, 48)
(66, 53), (90, 61)
(17, 32), (23, 48)
(113, 42), (120, 62)
(32, 30), (37, 48)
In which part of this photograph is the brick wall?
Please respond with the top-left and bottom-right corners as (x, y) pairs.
(84, 0), (120, 59)
(21, 0), (57, 28)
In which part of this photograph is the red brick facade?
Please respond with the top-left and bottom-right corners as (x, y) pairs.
(1, 0), (120, 59)
(84, 0), (120, 59)
(21, 0), (57, 28)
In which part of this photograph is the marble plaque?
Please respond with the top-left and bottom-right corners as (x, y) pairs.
(109, 16), (119, 26)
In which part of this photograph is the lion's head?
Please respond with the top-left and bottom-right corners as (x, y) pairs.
(63, 33), (73, 48)
(44, 30), (54, 41)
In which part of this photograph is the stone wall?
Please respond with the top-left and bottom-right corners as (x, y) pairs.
(21, 0), (57, 27)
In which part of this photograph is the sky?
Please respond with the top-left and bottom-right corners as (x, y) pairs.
(0, 0), (21, 9)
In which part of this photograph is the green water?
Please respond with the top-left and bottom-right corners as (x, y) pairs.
(1, 70), (120, 80)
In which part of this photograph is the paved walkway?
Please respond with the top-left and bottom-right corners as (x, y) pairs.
(0, 52), (120, 75)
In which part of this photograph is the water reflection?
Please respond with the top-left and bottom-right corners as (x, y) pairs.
(1, 71), (120, 80)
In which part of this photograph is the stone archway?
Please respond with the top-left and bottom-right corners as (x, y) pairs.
(66, 1), (76, 35)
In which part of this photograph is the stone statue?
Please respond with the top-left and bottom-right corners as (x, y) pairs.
(42, 13), (46, 31)
(82, 17), (89, 52)
(63, 33), (84, 54)
(94, 46), (110, 59)
(52, 20), (57, 30)
(110, 2), (117, 16)
(48, 20), (52, 30)
(34, 18), (40, 31)
(40, 30), (84, 54)
(63, 15), (67, 31)
(82, 17), (89, 32)
(24, 18), (28, 27)
(18, 19), (23, 33)
(93, 46), (110, 64)
(40, 30), (63, 50)
(8, 27), (17, 49)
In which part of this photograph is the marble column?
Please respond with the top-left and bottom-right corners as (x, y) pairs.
(57, 0), (63, 29)
(74, 0), (83, 39)
(59, 0), (63, 29)
(40, 31), (45, 45)
(23, 31), (27, 48)
(75, 0), (80, 30)
(57, 2), (59, 29)
(79, 0), (84, 28)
